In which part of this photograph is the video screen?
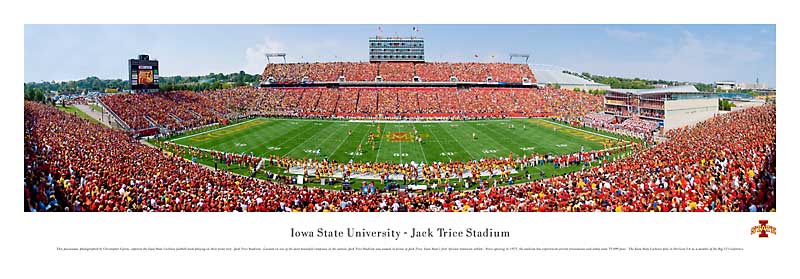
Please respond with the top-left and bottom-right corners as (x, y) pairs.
(137, 70), (154, 85)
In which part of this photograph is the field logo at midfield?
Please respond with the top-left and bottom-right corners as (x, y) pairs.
(388, 132), (412, 142)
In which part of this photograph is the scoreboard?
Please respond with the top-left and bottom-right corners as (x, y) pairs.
(369, 36), (424, 62)
(129, 54), (159, 92)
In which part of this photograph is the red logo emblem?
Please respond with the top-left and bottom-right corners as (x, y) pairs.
(751, 220), (776, 238)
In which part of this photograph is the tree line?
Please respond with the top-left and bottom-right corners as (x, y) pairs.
(24, 87), (49, 103)
(24, 71), (262, 94)
(562, 70), (714, 91)
(158, 71), (261, 91)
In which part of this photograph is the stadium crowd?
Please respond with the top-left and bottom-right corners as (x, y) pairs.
(581, 113), (661, 138)
(335, 88), (361, 114)
(264, 63), (306, 84)
(25, 99), (775, 212)
(396, 88), (420, 114)
(486, 63), (535, 83)
(101, 85), (605, 131)
(582, 112), (616, 129)
(355, 88), (379, 114)
(344, 62), (378, 81)
(619, 118), (660, 134)
(260, 62), (535, 84)
(379, 63), (415, 81)
(101, 91), (228, 131)
(307, 62), (342, 82)
(314, 88), (341, 114)
(415, 62), (452, 82)
(377, 88), (401, 114)
(451, 62), (489, 82)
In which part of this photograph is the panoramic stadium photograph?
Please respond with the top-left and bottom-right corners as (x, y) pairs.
(23, 24), (776, 212)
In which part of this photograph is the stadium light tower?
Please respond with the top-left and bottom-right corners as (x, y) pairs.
(509, 53), (530, 63)
(265, 53), (287, 64)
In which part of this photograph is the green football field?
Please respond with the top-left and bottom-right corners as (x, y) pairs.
(170, 118), (623, 164)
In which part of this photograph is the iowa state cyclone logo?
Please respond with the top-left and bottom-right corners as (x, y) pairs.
(751, 220), (776, 238)
(388, 132), (412, 142)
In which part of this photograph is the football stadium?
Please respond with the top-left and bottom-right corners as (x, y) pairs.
(24, 34), (776, 212)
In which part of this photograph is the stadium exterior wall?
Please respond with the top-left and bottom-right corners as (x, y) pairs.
(663, 98), (718, 131)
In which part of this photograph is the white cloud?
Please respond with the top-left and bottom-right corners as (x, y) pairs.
(244, 37), (287, 74)
(605, 28), (649, 41)
(564, 30), (772, 86)
(243, 37), (351, 70)
(666, 30), (764, 68)
(294, 39), (341, 62)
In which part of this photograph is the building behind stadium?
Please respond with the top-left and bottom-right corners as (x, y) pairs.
(604, 85), (720, 131)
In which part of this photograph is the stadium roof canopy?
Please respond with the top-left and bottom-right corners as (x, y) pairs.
(531, 69), (606, 86)
(610, 85), (699, 95)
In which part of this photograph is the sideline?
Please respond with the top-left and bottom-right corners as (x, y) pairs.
(160, 138), (637, 186)
(539, 119), (622, 141)
(170, 118), (260, 142)
(348, 119), (452, 123)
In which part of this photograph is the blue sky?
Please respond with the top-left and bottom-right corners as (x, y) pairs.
(24, 24), (776, 87)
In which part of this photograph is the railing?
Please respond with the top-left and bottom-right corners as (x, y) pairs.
(605, 100), (626, 105)
(144, 115), (158, 127)
(168, 113), (183, 124)
(95, 98), (131, 131)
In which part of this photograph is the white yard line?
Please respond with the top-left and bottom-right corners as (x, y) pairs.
(170, 118), (259, 142)
(265, 122), (320, 157)
(413, 124), (429, 164)
(348, 119), (451, 123)
(422, 124), (453, 161)
(440, 122), (479, 160)
(328, 124), (358, 158)
(398, 127), (404, 164)
(281, 122), (337, 157)
(308, 122), (349, 157)
(469, 123), (517, 157)
(539, 119), (622, 141)
(374, 125), (387, 163)
(345, 124), (372, 161)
